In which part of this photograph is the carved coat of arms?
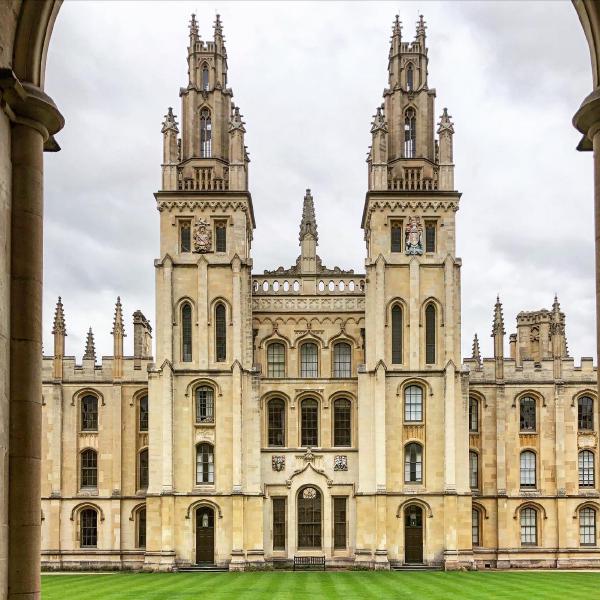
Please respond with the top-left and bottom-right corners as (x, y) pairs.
(193, 219), (212, 253)
(405, 217), (423, 255)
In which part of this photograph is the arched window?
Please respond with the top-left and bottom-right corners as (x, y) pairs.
(196, 443), (214, 484)
(267, 342), (285, 378)
(469, 451), (479, 490)
(267, 398), (285, 447)
(404, 442), (423, 484)
(201, 63), (209, 91)
(138, 448), (149, 490)
(578, 396), (594, 431)
(297, 487), (321, 549)
(404, 107), (416, 158)
(404, 385), (423, 422)
(580, 507), (597, 546)
(425, 304), (436, 364)
(520, 507), (537, 546)
(469, 397), (479, 433)
(181, 303), (192, 362)
(519, 396), (536, 432)
(137, 507), (147, 549)
(200, 108), (212, 157)
(300, 342), (318, 377)
(333, 342), (351, 378)
(81, 449), (97, 489)
(195, 385), (215, 424)
(472, 508), (481, 546)
(406, 63), (414, 91)
(80, 508), (98, 548)
(333, 398), (352, 447)
(301, 399), (319, 447)
(579, 450), (595, 488)
(81, 395), (98, 431)
(215, 303), (226, 362)
(520, 451), (536, 489)
(391, 304), (403, 364)
(139, 395), (149, 432)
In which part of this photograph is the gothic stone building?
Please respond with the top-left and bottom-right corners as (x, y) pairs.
(40, 15), (600, 571)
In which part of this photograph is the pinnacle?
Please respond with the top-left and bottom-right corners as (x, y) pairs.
(392, 14), (402, 37)
(83, 327), (96, 362)
(416, 14), (427, 37)
(214, 13), (223, 37)
(492, 295), (505, 336)
(161, 107), (179, 134)
(472, 333), (482, 366)
(112, 296), (125, 336)
(52, 296), (66, 336)
(189, 13), (199, 37)
(299, 189), (318, 244)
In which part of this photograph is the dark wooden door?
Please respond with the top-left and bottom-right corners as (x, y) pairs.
(404, 506), (423, 564)
(196, 507), (215, 564)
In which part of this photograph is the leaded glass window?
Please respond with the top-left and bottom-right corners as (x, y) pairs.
(215, 221), (227, 252)
(406, 63), (414, 91)
(333, 399), (351, 447)
(81, 395), (98, 431)
(138, 448), (149, 490)
(425, 304), (436, 364)
(391, 304), (403, 364)
(404, 108), (416, 158)
(579, 450), (595, 488)
(139, 395), (149, 432)
(268, 399), (285, 447)
(201, 64), (209, 91)
(469, 397), (479, 433)
(333, 342), (351, 378)
(181, 303), (192, 362)
(215, 303), (226, 362)
(404, 443), (423, 484)
(404, 385), (423, 422)
(391, 221), (402, 252)
(520, 507), (537, 545)
(333, 497), (347, 549)
(520, 451), (536, 488)
(267, 343), (285, 378)
(425, 222), (436, 252)
(200, 108), (212, 157)
(272, 497), (286, 550)
(519, 397), (536, 432)
(196, 443), (214, 484)
(195, 386), (215, 424)
(180, 220), (191, 252)
(472, 509), (480, 546)
(297, 487), (321, 549)
(137, 508), (146, 548)
(580, 507), (597, 546)
(578, 396), (594, 431)
(80, 509), (98, 548)
(300, 343), (318, 378)
(81, 449), (97, 488)
(301, 399), (318, 447)
(469, 451), (479, 490)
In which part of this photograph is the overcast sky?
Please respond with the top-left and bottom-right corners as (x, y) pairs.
(43, 0), (595, 363)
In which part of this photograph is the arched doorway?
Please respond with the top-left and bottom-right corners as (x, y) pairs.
(196, 506), (215, 564)
(404, 505), (423, 564)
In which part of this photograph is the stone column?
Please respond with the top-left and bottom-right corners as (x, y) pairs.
(2, 77), (63, 599)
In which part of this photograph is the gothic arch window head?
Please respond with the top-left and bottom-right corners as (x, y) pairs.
(333, 342), (352, 378)
(267, 342), (286, 378)
(425, 303), (436, 364)
(81, 394), (98, 431)
(200, 108), (212, 157)
(215, 303), (226, 362)
(300, 342), (319, 378)
(267, 398), (285, 447)
(201, 63), (209, 91)
(181, 303), (193, 362)
(297, 486), (322, 549)
(406, 63), (414, 91)
(404, 107), (416, 158)
(391, 304), (403, 364)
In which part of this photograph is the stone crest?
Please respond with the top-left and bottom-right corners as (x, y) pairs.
(405, 217), (423, 255)
(334, 455), (348, 471)
(193, 219), (212, 253)
(272, 455), (285, 472)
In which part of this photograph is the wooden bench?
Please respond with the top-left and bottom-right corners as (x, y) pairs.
(293, 555), (326, 571)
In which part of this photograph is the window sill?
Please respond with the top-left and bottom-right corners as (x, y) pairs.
(194, 422), (215, 428)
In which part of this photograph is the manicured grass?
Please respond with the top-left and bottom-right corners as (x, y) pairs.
(41, 570), (600, 599)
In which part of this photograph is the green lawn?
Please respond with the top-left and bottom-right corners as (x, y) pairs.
(41, 571), (600, 599)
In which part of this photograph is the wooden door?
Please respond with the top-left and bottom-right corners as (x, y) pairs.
(196, 507), (215, 564)
(404, 505), (423, 564)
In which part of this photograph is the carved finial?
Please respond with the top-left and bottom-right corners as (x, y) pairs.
(112, 296), (125, 336)
(437, 107), (454, 135)
(392, 14), (402, 37)
(472, 333), (482, 367)
(52, 296), (66, 336)
(214, 13), (223, 38)
(416, 14), (426, 37)
(229, 104), (246, 133)
(83, 327), (96, 362)
(299, 189), (318, 243)
(371, 104), (388, 134)
(161, 107), (179, 134)
(492, 295), (505, 336)
(189, 13), (199, 38)
(552, 293), (561, 313)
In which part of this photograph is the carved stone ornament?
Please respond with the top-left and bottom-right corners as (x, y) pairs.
(272, 455), (285, 472)
(302, 487), (317, 499)
(193, 219), (212, 253)
(334, 455), (348, 471)
(302, 447), (315, 464)
(405, 216), (423, 255)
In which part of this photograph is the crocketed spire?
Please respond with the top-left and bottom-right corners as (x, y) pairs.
(52, 296), (66, 335)
(492, 295), (505, 336)
(392, 14), (402, 38)
(416, 14), (427, 38)
(299, 189), (318, 243)
(112, 296), (125, 336)
(214, 13), (223, 38)
(471, 333), (482, 367)
(83, 327), (96, 362)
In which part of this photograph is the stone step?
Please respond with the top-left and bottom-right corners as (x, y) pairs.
(391, 564), (443, 572)
(177, 565), (229, 573)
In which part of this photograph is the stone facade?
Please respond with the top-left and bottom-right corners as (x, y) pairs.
(39, 14), (600, 572)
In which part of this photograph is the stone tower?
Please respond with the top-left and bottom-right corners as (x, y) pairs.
(148, 14), (259, 570)
(359, 14), (469, 568)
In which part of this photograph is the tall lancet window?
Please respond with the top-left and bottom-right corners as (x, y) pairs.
(425, 303), (436, 364)
(200, 108), (212, 157)
(404, 108), (416, 158)
(406, 63), (414, 91)
(201, 64), (209, 91)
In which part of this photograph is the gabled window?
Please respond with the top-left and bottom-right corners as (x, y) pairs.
(200, 108), (212, 157)
(195, 386), (215, 424)
(580, 507), (597, 546)
(520, 507), (537, 545)
(301, 399), (319, 447)
(425, 304), (436, 364)
(215, 221), (227, 252)
(579, 450), (595, 488)
(404, 107), (416, 158)
(519, 397), (536, 432)
(333, 398), (351, 447)
(404, 385), (423, 422)
(469, 397), (479, 433)
(268, 398), (285, 447)
(520, 451), (536, 489)
(469, 451), (479, 490)
(333, 342), (352, 378)
(300, 342), (318, 378)
(80, 508), (98, 548)
(137, 507), (147, 549)
(81, 449), (98, 488)
(180, 220), (191, 253)
(578, 396), (594, 431)
(201, 64), (209, 91)
(181, 303), (192, 362)
(267, 342), (285, 378)
(81, 395), (98, 431)
(391, 221), (403, 252)
(139, 395), (149, 432)
(138, 448), (149, 490)
(404, 442), (423, 484)
(215, 303), (226, 362)
(391, 304), (403, 364)
(196, 443), (214, 484)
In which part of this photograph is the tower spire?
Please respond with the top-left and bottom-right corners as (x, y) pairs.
(83, 327), (96, 362)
